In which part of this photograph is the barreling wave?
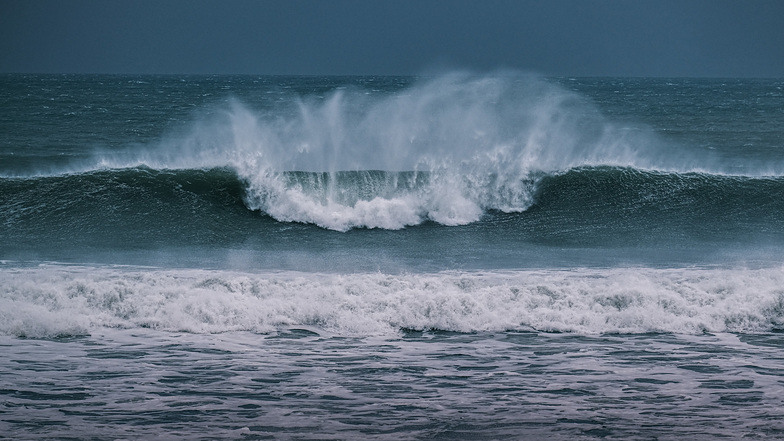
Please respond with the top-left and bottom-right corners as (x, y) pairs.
(2, 165), (784, 239)
(2, 265), (783, 338)
(239, 168), (541, 230)
(3, 72), (783, 233)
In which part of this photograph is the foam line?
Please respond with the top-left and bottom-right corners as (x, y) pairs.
(2, 266), (782, 338)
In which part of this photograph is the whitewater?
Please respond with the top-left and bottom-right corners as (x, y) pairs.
(1, 72), (783, 439)
(2, 265), (784, 338)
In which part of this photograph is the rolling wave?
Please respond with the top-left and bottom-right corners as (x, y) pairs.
(2, 265), (783, 337)
(2, 73), (782, 253)
(2, 165), (783, 235)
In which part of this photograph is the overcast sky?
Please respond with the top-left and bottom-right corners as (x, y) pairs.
(1, 0), (782, 77)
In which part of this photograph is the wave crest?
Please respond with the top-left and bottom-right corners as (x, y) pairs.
(31, 72), (707, 230)
(208, 73), (668, 230)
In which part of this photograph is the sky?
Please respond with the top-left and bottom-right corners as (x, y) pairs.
(1, 0), (783, 77)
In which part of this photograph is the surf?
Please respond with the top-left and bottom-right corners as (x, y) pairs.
(40, 73), (691, 229)
(3, 72), (783, 233)
(2, 265), (783, 338)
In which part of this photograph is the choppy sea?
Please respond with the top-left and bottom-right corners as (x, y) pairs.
(1, 72), (783, 439)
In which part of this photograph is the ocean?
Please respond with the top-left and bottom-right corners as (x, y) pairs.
(1, 72), (783, 440)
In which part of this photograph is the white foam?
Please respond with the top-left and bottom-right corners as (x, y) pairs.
(46, 73), (682, 230)
(2, 265), (782, 338)
(9, 72), (777, 229)
(221, 73), (673, 230)
(262, 74), (640, 226)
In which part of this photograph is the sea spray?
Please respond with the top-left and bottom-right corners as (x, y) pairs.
(130, 73), (676, 230)
(3, 73), (782, 237)
(3, 74), (784, 441)
(0, 72), (746, 230)
(232, 73), (658, 229)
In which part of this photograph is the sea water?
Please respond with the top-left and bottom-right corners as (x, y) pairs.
(1, 72), (783, 439)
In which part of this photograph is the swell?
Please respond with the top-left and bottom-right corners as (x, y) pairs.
(2, 166), (783, 244)
(0, 167), (255, 249)
(5, 73), (784, 235)
(525, 166), (784, 245)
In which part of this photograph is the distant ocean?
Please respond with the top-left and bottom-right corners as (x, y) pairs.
(1, 73), (783, 440)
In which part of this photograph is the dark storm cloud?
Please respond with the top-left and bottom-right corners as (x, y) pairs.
(1, 0), (782, 76)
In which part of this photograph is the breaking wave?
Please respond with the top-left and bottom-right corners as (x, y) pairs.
(2, 266), (783, 338)
(6, 72), (716, 230)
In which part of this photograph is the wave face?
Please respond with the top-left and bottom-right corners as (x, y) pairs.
(1, 73), (784, 269)
(0, 73), (708, 230)
(2, 166), (784, 248)
(223, 74), (663, 230)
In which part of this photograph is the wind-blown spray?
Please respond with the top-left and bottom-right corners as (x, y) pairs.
(130, 73), (680, 230)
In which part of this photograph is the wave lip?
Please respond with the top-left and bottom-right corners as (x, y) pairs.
(224, 72), (670, 230)
(2, 266), (783, 338)
(6, 72), (690, 230)
(5, 72), (783, 231)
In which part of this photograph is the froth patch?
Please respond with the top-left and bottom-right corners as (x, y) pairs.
(246, 178), (485, 231)
(260, 190), (425, 231)
(1, 266), (783, 338)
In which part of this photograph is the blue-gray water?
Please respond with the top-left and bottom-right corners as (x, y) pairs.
(1, 73), (783, 439)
